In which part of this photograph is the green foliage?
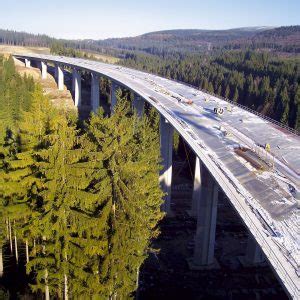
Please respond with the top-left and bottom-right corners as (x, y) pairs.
(0, 55), (164, 299)
(86, 100), (164, 298)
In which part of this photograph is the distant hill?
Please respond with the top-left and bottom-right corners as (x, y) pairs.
(100, 26), (300, 54)
(223, 26), (300, 52)
(99, 27), (274, 54)
(0, 26), (299, 55)
(141, 27), (271, 40)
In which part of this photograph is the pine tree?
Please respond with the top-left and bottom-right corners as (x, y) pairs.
(279, 86), (290, 124)
(233, 86), (239, 102)
(86, 99), (163, 299)
(294, 85), (300, 130)
(224, 85), (230, 99)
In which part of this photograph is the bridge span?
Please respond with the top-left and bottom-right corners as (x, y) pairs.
(13, 54), (300, 298)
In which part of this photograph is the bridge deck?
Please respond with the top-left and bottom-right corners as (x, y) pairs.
(13, 54), (300, 298)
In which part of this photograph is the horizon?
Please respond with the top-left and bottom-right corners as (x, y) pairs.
(1, 0), (299, 39)
(0, 25), (290, 41)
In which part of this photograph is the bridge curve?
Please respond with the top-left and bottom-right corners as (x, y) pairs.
(13, 54), (300, 298)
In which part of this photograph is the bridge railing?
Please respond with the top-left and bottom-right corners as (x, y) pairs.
(171, 78), (300, 136)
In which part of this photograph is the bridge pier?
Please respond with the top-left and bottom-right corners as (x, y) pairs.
(91, 73), (100, 112)
(111, 82), (118, 114)
(188, 156), (203, 217)
(189, 168), (219, 268)
(239, 236), (265, 266)
(55, 65), (64, 91)
(159, 116), (173, 214)
(73, 69), (81, 107)
(25, 58), (31, 68)
(132, 93), (145, 117)
(72, 69), (76, 92)
(41, 61), (47, 80)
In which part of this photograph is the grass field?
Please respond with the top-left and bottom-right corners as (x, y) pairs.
(81, 51), (120, 64)
(0, 44), (120, 64)
(0, 45), (50, 56)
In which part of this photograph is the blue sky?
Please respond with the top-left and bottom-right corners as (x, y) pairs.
(1, 0), (299, 39)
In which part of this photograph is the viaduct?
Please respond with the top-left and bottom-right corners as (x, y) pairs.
(13, 54), (300, 298)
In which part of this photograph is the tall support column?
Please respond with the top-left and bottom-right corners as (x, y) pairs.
(54, 65), (58, 80)
(0, 245), (3, 278)
(132, 93), (145, 117)
(159, 115), (173, 214)
(41, 61), (47, 80)
(91, 73), (100, 112)
(72, 69), (76, 92)
(111, 82), (118, 114)
(25, 58), (31, 68)
(190, 156), (202, 216)
(74, 69), (81, 107)
(192, 170), (219, 267)
(55, 64), (64, 91)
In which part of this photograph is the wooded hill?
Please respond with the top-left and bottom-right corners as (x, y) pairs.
(1, 26), (300, 55)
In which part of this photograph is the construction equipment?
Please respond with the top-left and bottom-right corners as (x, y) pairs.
(226, 105), (232, 112)
(172, 94), (193, 105)
(265, 143), (271, 152)
(214, 107), (224, 116)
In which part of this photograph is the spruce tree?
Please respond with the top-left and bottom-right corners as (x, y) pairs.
(86, 99), (163, 299)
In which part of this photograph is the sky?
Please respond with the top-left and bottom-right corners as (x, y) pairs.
(1, 0), (299, 40)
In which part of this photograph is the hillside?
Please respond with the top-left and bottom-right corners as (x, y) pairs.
(98, 26), (300, 55)
(1, 26), (299, 56)
(223, 26), (300, 52)
(99, 27), (273, 54)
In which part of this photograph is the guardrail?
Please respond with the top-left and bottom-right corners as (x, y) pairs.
(172, 78), (300, 136)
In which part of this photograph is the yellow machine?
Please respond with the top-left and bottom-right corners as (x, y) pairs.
(265, 143), (271, 152)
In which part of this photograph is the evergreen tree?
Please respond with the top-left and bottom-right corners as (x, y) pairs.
(86, 100), (163, 299)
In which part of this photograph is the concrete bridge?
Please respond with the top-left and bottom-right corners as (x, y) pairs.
(14, 54), (300, 298)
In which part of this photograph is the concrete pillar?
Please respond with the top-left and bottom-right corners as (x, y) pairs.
(72, 69), (76, 92)
(91, 73), (100, 112)
(74, 69), (81, 107)
(132, 93), (145, 117)
(245, 236), (265, 264)
(190, 156), (202, 216)
(25, 58), (31, 68)
(41, 61), (47, 80)
(0, 245), (3, 278)
(159, 115), (173, 214)
(54, 65), (58, 80)
(111, 82), (118, 114)
(192, 170), (218, 266)
(55, 64), (64, 91)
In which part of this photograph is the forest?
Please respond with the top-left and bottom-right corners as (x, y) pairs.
(0, 56), (164, 299)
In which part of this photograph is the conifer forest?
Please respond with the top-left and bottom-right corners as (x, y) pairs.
(0, 56), (164, 299)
